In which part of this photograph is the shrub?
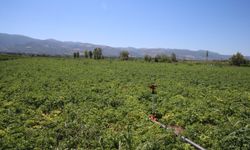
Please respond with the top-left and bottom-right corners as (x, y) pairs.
(154, 54), (171, 63)
(89, 51), (93, 58)
(144, 55), (152, 62)
(171, 53), (178, 62)
(120, 51), (129, 60)
(84, 50), (89, 58)
(229, 52), (247, 66)
(93, 48), (103, 59)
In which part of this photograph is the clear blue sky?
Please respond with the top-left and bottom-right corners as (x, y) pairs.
(0, 0), (249, 55)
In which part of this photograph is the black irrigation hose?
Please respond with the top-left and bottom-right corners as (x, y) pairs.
(149, 118), (206, 150)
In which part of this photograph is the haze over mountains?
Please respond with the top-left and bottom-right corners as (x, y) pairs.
(0, 33), (232, 60)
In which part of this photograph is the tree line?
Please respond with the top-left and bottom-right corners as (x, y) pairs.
(74, 48), (249, 66)
(73, 48), (103, 59)
(74, 48), (178, 63)
(144, 53), (177, 63)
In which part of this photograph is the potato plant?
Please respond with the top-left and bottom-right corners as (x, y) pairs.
(0, 57), (250, 149)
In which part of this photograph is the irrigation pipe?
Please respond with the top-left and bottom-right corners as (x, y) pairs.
(149, 117), (206, 150)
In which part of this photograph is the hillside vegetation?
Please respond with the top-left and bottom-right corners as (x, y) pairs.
(0, 57), (250, 149)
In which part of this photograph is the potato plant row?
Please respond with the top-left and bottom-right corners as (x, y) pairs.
(0, 58), (249, 149)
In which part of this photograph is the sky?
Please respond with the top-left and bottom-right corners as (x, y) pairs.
(0, 0), (249, 55)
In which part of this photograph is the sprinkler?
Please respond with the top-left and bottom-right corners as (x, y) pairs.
(149, 84), (157, 116)
(149, 84), (157, 94)
(147, 84), (206, 150)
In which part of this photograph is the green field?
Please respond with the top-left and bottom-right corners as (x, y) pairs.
(0, 57), (250, 149)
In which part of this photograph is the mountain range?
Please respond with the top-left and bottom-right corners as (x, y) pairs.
(0, 33), (232, 60)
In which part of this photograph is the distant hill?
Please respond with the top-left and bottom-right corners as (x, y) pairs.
(0, 33), (232, 60)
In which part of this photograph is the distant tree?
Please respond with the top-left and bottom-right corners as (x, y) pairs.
(171, 53), (177, 62)
(229, 52), (247, 66)
(93, 49), (97, 59)
(93, 48), (103, 59)
(144, 55), (152, 62)
(205, 51), (209, 61)
(154, 55), (159, 62)
(154, 54), (171, 63)
(73, 52), (80, 58)
(73, 52), (79, 58)
(89, 51), (93, 59)
(84, 50), (89, 58)
(120, 50), (129, 60)
(76, 51), (80, 58)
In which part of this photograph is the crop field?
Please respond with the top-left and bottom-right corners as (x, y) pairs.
(0, 57), (250, 149)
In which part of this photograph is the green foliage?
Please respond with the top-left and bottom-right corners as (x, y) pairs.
(154, 54), (172, 63)
(221, 127), (250, 149)
(229, 52), (247, 66)
(144, 55), (152, 62)
(205, 51), (209, 61)
(120, 50), (129, 60)
(0, 58), (250, 149)
(0, 54), (24, 61)
(171, 53), (178, 62)
(73, 52), (80, 58)
(84, 50), (89, 58)
(89, 51), (93, 59)
(93, 48), (103, 59)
